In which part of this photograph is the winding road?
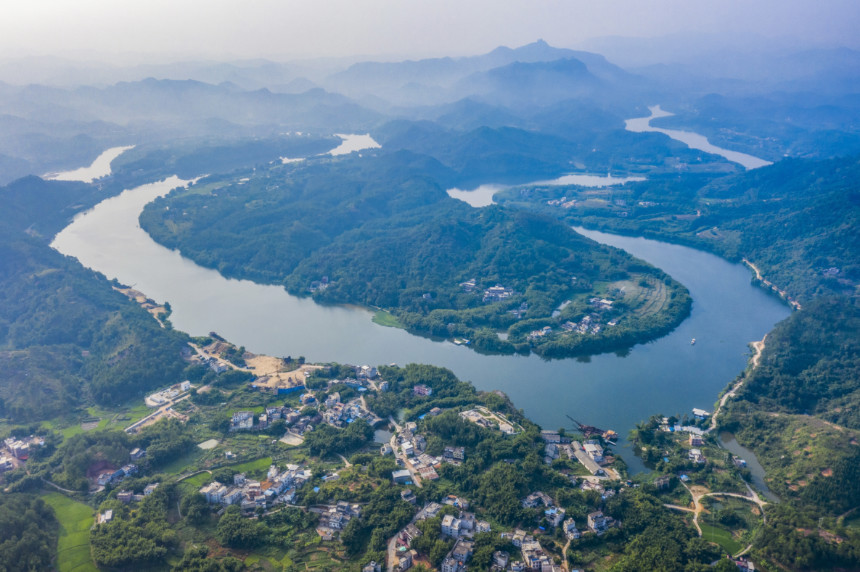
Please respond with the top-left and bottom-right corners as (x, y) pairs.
(664, 480), (767, 557)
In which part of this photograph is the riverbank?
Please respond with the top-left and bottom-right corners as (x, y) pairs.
(743, 258), (802, 310)
(51, 173), (790, 471)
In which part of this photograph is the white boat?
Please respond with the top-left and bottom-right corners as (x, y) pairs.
(691, 338), (696, 345)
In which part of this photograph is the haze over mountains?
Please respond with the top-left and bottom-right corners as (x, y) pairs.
(0, 38), (858, 186)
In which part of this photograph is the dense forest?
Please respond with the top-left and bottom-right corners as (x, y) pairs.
(0, 494), (59, 571)
(0, 176), (190, 421)
(738, 296), (860, 426)
(140, 150), (690, 357)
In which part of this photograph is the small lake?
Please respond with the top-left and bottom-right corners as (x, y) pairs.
(447, 173), (645, 208)
(45, 145), (135, 183)
(52, 172), (791, 471)
(625, 105), (772, 170)
(720, 432), (780, 502)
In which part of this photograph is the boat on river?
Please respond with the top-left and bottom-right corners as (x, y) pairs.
(691, 338), (696, 345)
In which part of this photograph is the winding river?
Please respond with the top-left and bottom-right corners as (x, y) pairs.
(625, 106), (772, 170)
(52, 173), (790, 471)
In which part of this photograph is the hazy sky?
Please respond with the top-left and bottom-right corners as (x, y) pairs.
(3, 0), (859, 62)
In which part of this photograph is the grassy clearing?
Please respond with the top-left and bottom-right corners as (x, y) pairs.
(42, 492), (98, 572)
(228, 456), (273, 478)
(613, 275), (668, 318)
(372, 310), (403, 328)
(40, 402), (151, 439)
(181, 472), (214, 488)
(160, 447), (207, 475)
(700, 522), (744, 555)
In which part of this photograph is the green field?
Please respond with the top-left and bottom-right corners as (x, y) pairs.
(42, 492), (98, 572)
(41, 403), (151, 439)
(700, 522), (744, 556)
(228, 456), (274, 478)
(372, 310), (403, 328)
(613, 275), (669, 318)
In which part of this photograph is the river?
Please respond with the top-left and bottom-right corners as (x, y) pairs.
(625, 105), (772, 170)
(51, 173), (790, 470)
(45, 145), (135, 183)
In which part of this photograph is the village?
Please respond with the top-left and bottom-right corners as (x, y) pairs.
(134, 336), (634, 571)
(3, 324), (765, 572)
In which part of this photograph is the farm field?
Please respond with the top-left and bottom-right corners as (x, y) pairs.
(43, 493), (98, 572)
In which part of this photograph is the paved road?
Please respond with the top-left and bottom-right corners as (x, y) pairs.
(388, 416), (423, 488)
(707, 335), (766, 434)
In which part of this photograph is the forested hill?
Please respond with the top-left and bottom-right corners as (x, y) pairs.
(0, 176), (189, 422)
(720, 297), (860, 569)
(140, 150), (691, 357)
(738, 296), (860, 429)
(501, 154), (860, 302)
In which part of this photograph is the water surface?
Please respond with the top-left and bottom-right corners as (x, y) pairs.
(45, 145), (135, 183)
(51, 177), (790, 469)
(720, 432), (780, 502)
(447, 173), (645, 208)
(625, 106), (771, 170)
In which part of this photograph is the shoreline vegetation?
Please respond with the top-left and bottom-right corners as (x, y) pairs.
(1, 167), (856, 570)
(139, 155), (693, 359)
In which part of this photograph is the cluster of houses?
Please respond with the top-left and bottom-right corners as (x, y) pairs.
(656, 417), (714, 465)
(482, 284), (515, 303)
(522, 492), (569, 530)
(241, 377), (383, 439)
(95, 481), (162, 522)
(425, 508), (610, 572)
(145, 380), (192, 407)
(527, 326), (553, 341)
(3, 435), (44, 461)
(308, 276), (330, 293)
(458, 279), (517, 304)
(509, 301), (529, 320)
(96, 463), (139, 487)
(390, 496), (491, 572)
(199, 464), (312, 512)
(459, 407), (522, 435)
(561, 314), (606, 336)
(413, 384), (433, 397)
(546, 196), (578, 209)
(542, 431), (609, 477)
(390, 421), (440, 482)
(503, 529), (560, 572)
(321, 393), (381, 428)
(316, 501), (362, 539)
(440, 538), (475, 572)
(589, 297), (614, 310)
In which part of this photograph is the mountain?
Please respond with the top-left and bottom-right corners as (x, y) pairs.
(323, 40), (637, 107)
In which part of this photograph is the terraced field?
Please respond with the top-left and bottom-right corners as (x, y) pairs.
(612, 275), (669, 317)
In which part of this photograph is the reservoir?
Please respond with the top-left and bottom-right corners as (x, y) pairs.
(51, 175), (790, 470)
